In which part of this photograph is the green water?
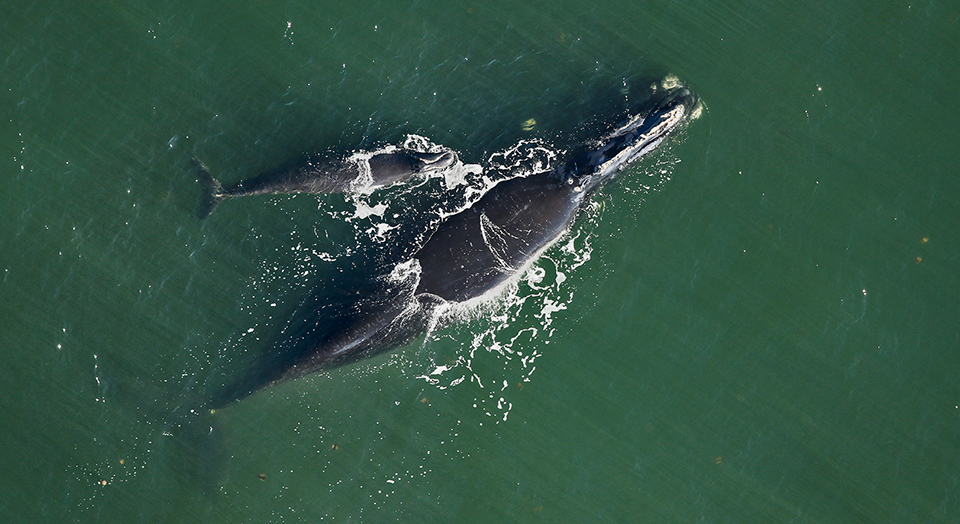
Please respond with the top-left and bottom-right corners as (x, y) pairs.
(2, 0), (959, 522)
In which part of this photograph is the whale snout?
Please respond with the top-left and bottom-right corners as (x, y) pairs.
(655, 87), (700, 120)
(410, 150), (458, 173)
(566, 82), (699, 192)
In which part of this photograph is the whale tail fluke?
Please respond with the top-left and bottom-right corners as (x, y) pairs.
(100, 364), (231, 496)
(195, 159), (227, 219)
(165, 406), (230, 497)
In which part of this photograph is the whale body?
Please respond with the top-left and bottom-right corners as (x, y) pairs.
(198, 148), (457, 217)
(208, 85), (700, 407)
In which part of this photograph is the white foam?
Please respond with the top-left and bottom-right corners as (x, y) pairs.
(351, 199), (388, 220)
(411, 201), (599, 424)
(443, 162), (482, 189)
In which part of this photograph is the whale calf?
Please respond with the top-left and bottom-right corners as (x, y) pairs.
(198, 147), (457, 217)
(208, 84), (700, 407)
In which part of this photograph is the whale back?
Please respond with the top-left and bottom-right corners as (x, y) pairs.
(414, 171), (582, 302)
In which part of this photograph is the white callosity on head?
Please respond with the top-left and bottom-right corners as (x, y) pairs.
(596, 103), (689, 180)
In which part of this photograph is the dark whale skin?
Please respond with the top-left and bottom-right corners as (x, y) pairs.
(208, 85), (700, 406)
(198, 149), (456, 217)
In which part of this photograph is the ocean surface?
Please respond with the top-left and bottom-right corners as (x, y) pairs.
(2, 1), (959, 522)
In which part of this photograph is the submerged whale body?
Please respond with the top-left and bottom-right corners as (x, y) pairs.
(197, 147), (457, 217)
(208, 84), (700, 407)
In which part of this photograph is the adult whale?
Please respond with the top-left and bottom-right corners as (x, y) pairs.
(197, 147), (457, 217)
(208, 84), (700, 407)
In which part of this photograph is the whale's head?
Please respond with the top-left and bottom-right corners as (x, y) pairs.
(409, 150), (458, 173)
(566, 84), (700, 193)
